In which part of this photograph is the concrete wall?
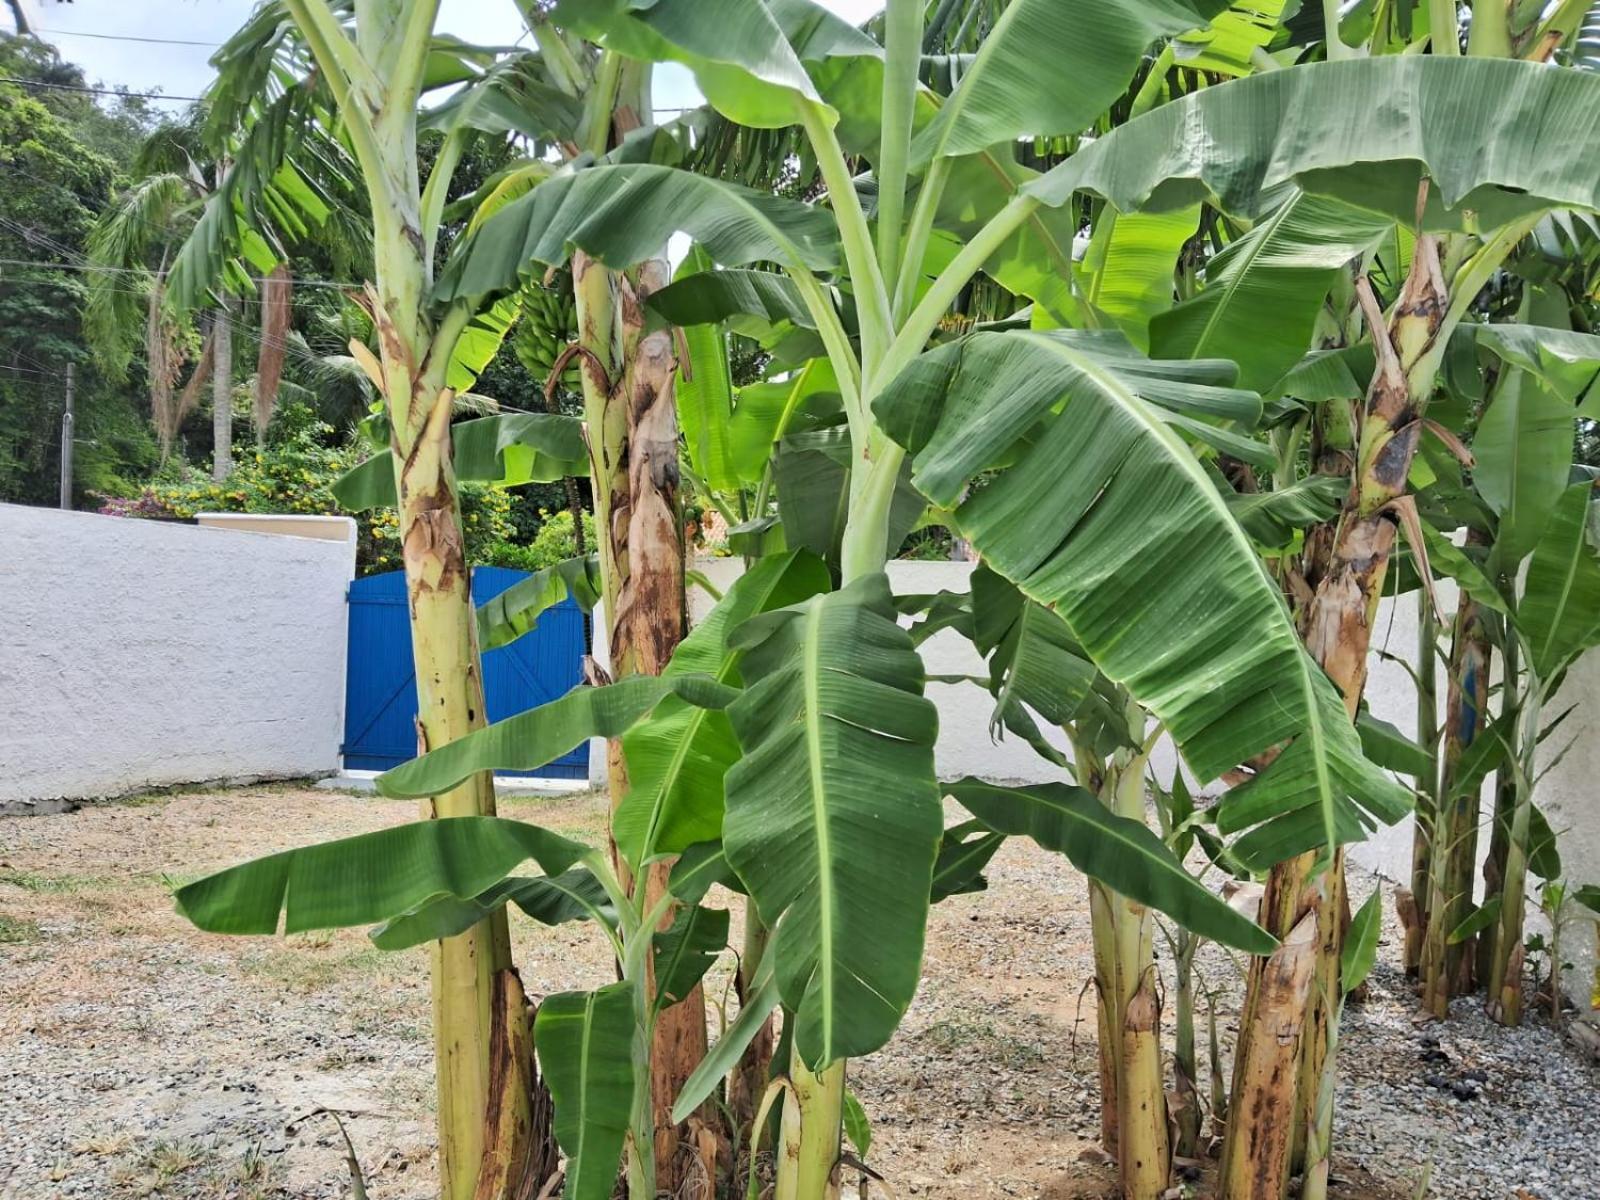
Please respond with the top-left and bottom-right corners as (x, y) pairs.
(197, 512), (360, 543)
(0, 505), (356, 805)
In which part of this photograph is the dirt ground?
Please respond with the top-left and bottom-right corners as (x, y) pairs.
(1, 784), (1589, 1200)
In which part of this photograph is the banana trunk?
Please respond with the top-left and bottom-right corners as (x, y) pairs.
(776, 1057), (844, 1200)
(1405, 591), (1441, 975)
(1219, 913), (1319, 1200)
(574, 250), (714, 1189)
(1420, 588), (1489, 1015)
(1229, 235), (1452, 1193)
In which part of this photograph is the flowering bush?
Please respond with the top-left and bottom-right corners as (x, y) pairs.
(479, 507), (596, 572)
(103, 404), (516, 573)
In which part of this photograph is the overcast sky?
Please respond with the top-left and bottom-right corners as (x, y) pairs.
(5, 0), (883, 112)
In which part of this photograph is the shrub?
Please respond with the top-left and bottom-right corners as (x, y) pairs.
(104, 403), (517, 573)
(478, 507), (596, 572)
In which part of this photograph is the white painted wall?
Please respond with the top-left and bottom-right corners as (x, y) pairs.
(0, 505), (356, 804)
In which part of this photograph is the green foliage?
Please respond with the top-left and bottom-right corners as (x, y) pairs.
(1029, 57), (1600, 229)
(480, 508), (596, 572)
(109, 404), (515, 572)
(0, 42), (157, 506)
(536, 982), (639, 1200)
(946, 778), (1275, 954)
(723, 573), (943, 1068)
(173, 815), (591, 935)
(875, 329), (1411, 866)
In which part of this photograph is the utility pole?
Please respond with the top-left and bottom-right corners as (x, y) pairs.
(58, 361), (74, 510)
(3, 0), (32, 38)
(212, 300), (233, 481)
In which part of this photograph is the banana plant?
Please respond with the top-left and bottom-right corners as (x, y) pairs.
(902, 564), (1266, 1191)
(169, 5), (1600, 1200)
(1299, 892), (1382, 1200)
(164, 5), (587, 1199)
(429, 11), (1600, 1200)
(1206, 8), (1600, 1186)
(1418, 322), (1600, 1025)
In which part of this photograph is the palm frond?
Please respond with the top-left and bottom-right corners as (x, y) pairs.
(84, 173), (195, 379)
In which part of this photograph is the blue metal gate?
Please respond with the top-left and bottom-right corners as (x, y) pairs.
(343, 566), (588, 778)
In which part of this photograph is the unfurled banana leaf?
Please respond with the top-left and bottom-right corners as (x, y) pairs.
(376, 675), (739, 799)
(729, 357), (842, 483)
(435, 164), (840, 311)
(653, 905), (731, 1010)
(910, 0), (1229, 163)
(1150, 191), (1391, 391)
(842, 1089), (872, 1159)
(722, 574), (942, 1068)
(1341, 892), (1383, 994)
(552, 0), (876, 128)
(477, 555), (602, 652)
(1075, 206), (1201, 346)
(670, 958), (779, 1123)
(333, 413), (588, 511)
(666, 842), (740, 908)
(1520, 483), (1600, 679)
(1224, 799), (1370, 872)
(1418, 522), (1510, 616)
(1174, 0), (1292, 75)
(875, 330), (1411, 865)
(970, 566), (1105, 731)
(369, 868), (613, 951)
(649, 268), (821, 337)
(1226, 475), (1348, 549)
(773, 427), (926, 563)
(1027, 58), (1600, 230)
(174, 817), (590, 935)
(1448, 896), (1504, 946)
(926, 149), (1086, 324)
(1477, 324), (1600, 405)
(537, 981), (638, 1200)
(1475, 372), (1577, 570)
(419, 50), (582, 145)
(946, 778), (1274, 954)
(614, 550), (830, 868)
(446, 294), (521, 392)
(930, 823), (1005, 902)
(898, 585), (975, 647)
(667, 246), (743, 494)
(1268, 348), (1364, 408)
(1355, 710), (1433, 779)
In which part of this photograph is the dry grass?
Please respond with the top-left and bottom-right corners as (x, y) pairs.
(0, 784), (1438, 1200)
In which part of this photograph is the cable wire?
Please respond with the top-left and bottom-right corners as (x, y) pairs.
(36, 27), (222, 48)
(0, 76), (203, 103)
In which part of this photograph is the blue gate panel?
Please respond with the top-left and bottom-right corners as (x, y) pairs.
(343, 566), (588, 778)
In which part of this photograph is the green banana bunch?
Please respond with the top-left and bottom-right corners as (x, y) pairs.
(512, 273), (583, 394)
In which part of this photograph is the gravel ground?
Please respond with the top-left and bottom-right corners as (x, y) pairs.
(1, 784), (1595, 1200)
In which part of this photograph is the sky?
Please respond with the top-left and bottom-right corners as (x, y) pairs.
(5, 0), (884, 112)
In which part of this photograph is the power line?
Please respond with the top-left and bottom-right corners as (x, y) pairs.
(3, 71), (700, 115)
(37, 27), (222, 48)
(0, 254), (365, 292)
(0, 76), (203, 103)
